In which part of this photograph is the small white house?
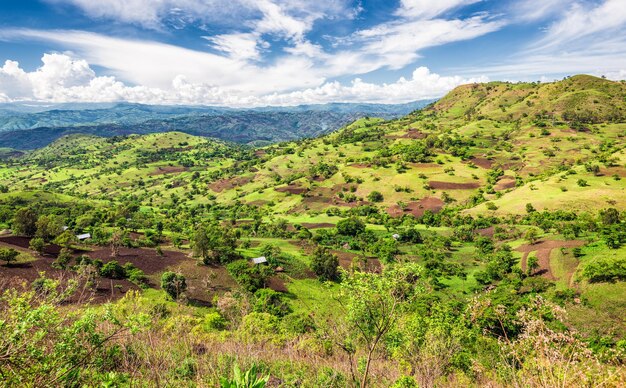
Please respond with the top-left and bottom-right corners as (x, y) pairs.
(76, 233), (91, 241)
(251, 256), (268, 265)
(392, 233), (400, 240)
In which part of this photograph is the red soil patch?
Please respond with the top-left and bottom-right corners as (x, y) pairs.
(209, 176), (254, 193)
(331, 250), (382, 274)
(0, 257), (139, 304)
(494, 176), (516, 190)
(86, 247), (188, 277)
(254, 150), (267, 157)
(385, 128), (426, 140)
(516, 240), (585, 280)
(476, 226), (495, 237)
(387, 197), (445, 218)
(266, 276), (288, 293)
(349, 163), (371, 168)
(601, 166), (626, 178)
(428, 181), (480, 190)
(300, 223), (335, 229)
(275, 184), (308, 195)
(149, 166), (189, 176)
(248, 200), (270, 207)
(407, 162), (440, 169)
(0, 235), (62, 257)
(467, 157), (493, 169)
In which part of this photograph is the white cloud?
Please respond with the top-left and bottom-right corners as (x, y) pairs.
(396, 0), (481, 19)
(0, 54), (482, 106)
(455, 0), (626, 80)
(204, 33), (263, 61)
(532, 0), (626, 51)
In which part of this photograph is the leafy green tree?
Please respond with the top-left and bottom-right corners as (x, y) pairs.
(54, 230), (77, 249)
(525, 203), (536, 214)
(311, 246), (339, 281)
(0, 248), (19, 266)
(367, 191), (384, 202)
(601, 208), (620, 225)
(161, 271), (187, 300)
(527, 256), (539, 276)
(340, 264), (424, 388)
(525, 228), (539, 244)
(35, 215), (64, 242)
(12, 207), (38, 237)
(99, 261), (125, 279)
(29, 237), (45, 254)
(192, 223), (240, 264)
(253, 288), (291, 317)
(336, 217), (365, 236)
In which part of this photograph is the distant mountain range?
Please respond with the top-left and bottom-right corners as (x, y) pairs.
(0, 100), (433, 149)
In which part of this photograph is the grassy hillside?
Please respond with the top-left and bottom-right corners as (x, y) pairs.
(0, 75), (625, 386)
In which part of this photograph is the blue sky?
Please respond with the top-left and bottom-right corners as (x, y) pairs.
(0, 0), (625, 106)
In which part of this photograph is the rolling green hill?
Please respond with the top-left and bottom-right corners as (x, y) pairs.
(1, 75), (625, 386)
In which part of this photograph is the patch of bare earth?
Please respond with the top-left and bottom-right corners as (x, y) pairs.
(209, 175), (254, 193)
(516, 240), (585, 280)
(428, 181), (480, 190)
(275, 184), (307, 195)
(149, 166), (189, 176)
(467, 157), (493, 169)
(387, 197), (444, 218)
(300, 223), (335, 229)
(494, 176), (516, 190)
(331, 250), (382, 273)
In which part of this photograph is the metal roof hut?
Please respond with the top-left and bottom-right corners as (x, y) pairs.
(251, 256), (268, 265)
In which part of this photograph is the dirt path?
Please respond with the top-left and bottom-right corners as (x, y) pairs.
(516, 240), (585, 280)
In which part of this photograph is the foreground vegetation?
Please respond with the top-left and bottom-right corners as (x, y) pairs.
(1, 75), (625, 386)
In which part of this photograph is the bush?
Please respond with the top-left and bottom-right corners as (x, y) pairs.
(253, 288), (291, 317)
(367, 191), (384, 202)
(29, 237), (45, 254)
(161, 271), (187, 300)
(100, 261), (125, 279)
(311, 246), (339, 281)
(202, 311), (227, 331)
(582, 258), (626, 283)
(336, 217), (365, 236)
(227, 260), (271, 293)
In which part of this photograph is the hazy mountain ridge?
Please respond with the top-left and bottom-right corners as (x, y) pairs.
(0, 100), (432, 149)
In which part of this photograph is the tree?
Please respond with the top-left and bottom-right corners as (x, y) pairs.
(192, 223), (239, 264)
(525, 228), (539, 245)
(54, 230), (77, 249)
(12, 207), (38, 237)
(35, 215), (64, 242)
(601, 208), (620, 226)
(527, 256), (539, 276)
(340, 264), (424, 388)
(367, 191), (384, 202)
(99, 260), (125, 279)
(311, 246), (339, 281)
(253, 288), (291, 317)
(336, 217), (365, 237)
(161, 271), (187, 300)
(525, 203), (536, 214)
(29, 237), (45, 254)
(0, 248), (19, 266)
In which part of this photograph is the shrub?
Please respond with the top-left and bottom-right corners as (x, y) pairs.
(311, 246), (339, 281)
(367, 191), (384, 202)
(160, 271), (187, 300)
(100, 261), (125, 279)
(582, 258), (626, 283)
(253, 288), (291, 317)
(336, 217), (365, 236)
(29, 237), (45, 254)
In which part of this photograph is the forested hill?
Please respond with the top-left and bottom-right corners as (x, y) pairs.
(0, 100), (432, 149)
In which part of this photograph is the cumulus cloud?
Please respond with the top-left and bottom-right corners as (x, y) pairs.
(0, 54), (482, 106)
